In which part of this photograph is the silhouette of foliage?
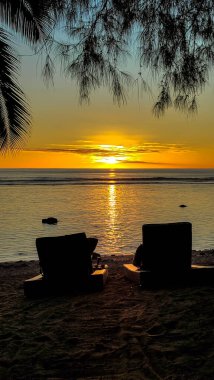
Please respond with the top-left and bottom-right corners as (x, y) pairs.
(0, 0), (57, 149)
(0, 29), (30, 150)
(39, 0), (214, 115)
(0, 0), (214, 149)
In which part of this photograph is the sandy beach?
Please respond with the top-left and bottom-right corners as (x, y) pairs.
(1, 251), (214, 380)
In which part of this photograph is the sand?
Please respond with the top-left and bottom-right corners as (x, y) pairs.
(0, 251), (214, 380)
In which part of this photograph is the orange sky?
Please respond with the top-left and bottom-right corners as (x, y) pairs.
(0, 50), (214, 169)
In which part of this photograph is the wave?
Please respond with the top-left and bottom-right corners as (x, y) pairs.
(1, 176), (214, 185)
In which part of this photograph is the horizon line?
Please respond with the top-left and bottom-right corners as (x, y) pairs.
(0, 167), (213, 170)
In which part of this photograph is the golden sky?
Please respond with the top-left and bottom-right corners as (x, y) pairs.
(0, 51), (214, 169)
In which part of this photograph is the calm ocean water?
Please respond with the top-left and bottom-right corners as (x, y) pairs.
(0, 168), (214, 262)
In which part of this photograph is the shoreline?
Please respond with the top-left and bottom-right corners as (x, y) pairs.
(1, 248), (214, 266)
(1, 250), (214, 379)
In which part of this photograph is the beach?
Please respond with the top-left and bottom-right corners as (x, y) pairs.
(1, 251), (214, 379)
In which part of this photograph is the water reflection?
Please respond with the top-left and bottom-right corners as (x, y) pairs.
(108, 184), (118, 243)
(108, 170), (116, 221)
(107, 183), (128, 255)
(109, 183), (116, 216)
(109, 169), (116, 181)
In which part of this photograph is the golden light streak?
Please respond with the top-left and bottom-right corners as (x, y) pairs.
(108, 184), (117, 235)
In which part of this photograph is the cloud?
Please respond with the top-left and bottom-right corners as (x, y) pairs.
(24, 142), (190, 157)
(121, 160), (175, 165)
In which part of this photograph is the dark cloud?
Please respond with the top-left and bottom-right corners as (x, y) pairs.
(25, 146), (122, 156)
(121, 160), (175, 165)
(25, 142), (189, 157)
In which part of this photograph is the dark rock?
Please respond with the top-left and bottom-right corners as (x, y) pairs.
(42, 217), (58, 224)
(179, 204), (187, 208)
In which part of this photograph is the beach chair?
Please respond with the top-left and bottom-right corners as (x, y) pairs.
(123, 222), (214, 287)
(24, 232), (108, 297)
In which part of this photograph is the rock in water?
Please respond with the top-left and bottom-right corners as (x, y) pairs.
(42, 217), (58, 224)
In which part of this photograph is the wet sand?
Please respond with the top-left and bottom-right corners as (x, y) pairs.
(0, 251), (214, 379)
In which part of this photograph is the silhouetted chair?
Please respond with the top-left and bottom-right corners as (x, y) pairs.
(123, 222), (214, 286)
(142, 222), (192, 272)
(24, 233), (108, 297)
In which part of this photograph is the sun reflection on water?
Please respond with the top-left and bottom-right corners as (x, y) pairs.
(108, 184), (117, 242)
(109, 169), (116, 180)
(109, 184), (116, 212)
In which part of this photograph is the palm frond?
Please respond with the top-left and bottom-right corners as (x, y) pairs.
(0, 28), (30, 150)
(0, 0), (55, 44)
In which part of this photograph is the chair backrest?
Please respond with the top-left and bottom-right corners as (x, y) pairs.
(36, 232), (94, 282)
(142, 222), (192, 272)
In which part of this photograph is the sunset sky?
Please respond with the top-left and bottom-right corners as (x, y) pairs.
(1, 43), (214, 169)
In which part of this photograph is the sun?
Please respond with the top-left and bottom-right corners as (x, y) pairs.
(101, 157), (118, 164)
(91, 144), (128, 167)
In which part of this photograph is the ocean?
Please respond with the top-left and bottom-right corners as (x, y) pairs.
(0, 168), (214, 262)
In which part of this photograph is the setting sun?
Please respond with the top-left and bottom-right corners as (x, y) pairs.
(100, 157), (119, 164)
(90, 143), (128, 167)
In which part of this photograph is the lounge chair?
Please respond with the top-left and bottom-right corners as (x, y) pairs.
(123, 222), (214, 287)
(24, 232), (108, 297)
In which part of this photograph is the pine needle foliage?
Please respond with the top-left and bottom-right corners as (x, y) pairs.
(41, 0), (214, 114)
(0, 0), (214, 149)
